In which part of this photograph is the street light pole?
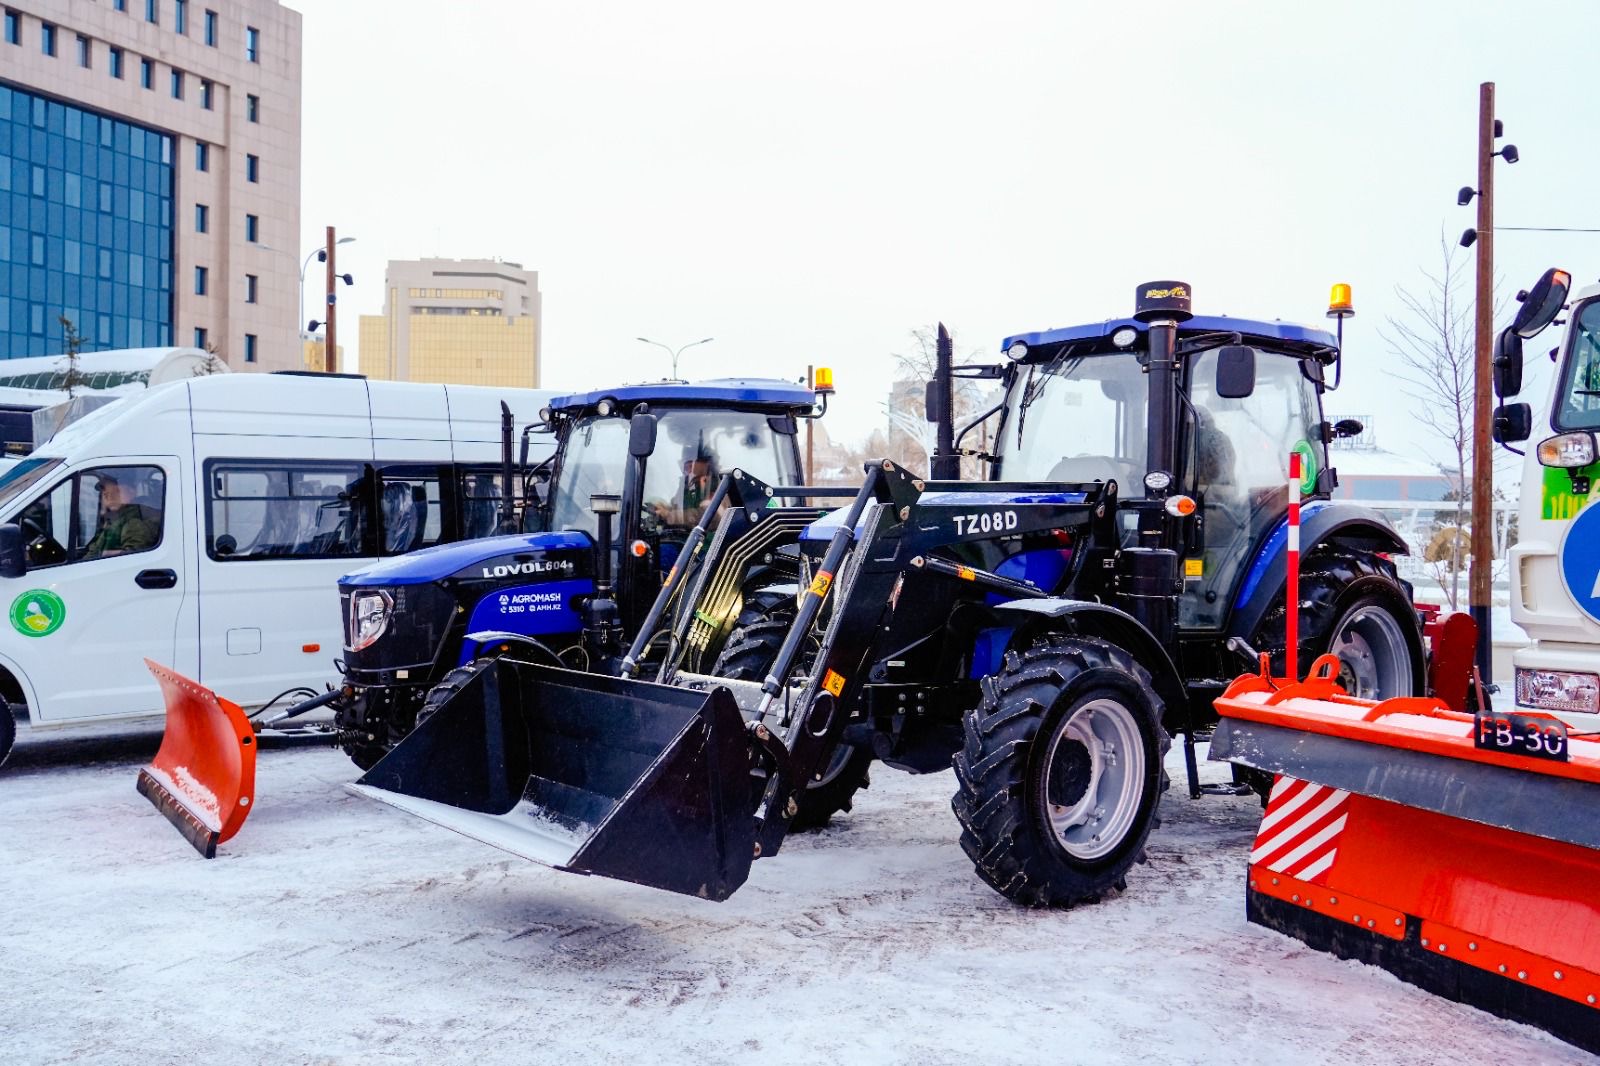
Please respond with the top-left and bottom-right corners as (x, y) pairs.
(1470, 82), (1497, 681)
(323, 227), (338, 373)
(636, 336), (714, 380)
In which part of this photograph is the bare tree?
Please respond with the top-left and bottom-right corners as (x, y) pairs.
(1384, 233), (1508, 609)
(882, 326), (995, 478)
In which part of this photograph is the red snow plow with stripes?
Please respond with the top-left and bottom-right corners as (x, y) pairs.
(1211, 653), (1600, 1054)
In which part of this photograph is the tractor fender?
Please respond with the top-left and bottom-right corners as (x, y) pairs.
(459, 630), (564, 666)
(1226, 501), (1410, 645)
(990, 599), (1189, 731)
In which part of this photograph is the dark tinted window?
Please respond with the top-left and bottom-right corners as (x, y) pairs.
(206, 461), (372, 560)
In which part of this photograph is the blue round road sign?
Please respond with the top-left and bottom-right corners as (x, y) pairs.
(1559, 501), (1600, 625)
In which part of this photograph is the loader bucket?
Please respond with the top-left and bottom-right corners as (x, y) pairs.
(349, 659), (756, 901)
(136, 660), (257, 858)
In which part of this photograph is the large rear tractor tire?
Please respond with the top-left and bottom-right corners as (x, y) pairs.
(1239, 546), (1425, 802)
(712, 595), (872, 831)
(953, 634), (1170, 908)
(0, 698), (16, 770)
(1251, 547), (1424, 699)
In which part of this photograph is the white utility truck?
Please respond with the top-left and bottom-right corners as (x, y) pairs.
(1501, 270), (1600, 733)
(0, 373), (556, 764)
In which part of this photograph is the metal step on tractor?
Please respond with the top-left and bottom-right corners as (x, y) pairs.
(138, 376), (838, 856)
(345, 280), (1430, 907)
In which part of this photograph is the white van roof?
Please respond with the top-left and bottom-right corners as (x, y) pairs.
(33, 374), (561, 457)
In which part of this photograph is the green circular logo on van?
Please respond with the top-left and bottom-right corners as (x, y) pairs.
(10, 589), (66, 637)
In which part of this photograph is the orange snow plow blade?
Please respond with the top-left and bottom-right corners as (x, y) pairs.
(1211, 653), (1600, 1055)
(136, 660), (257, 858)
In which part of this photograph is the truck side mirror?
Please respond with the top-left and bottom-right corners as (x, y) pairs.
(628, 413), (658, 459)
(1493, 328), (1524, 398)
(924, 380), (945, 424)
(1215, 345), (1256, 399)
(0, 523), (25, 579)
(1512, 267), (1570, 339)
(1492, 402), (1533, 444)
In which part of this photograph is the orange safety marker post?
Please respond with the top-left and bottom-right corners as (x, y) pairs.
(136, 660), (257, 858)
(1212, 657), (1600, 1054)
(1285, 451), (1301, 681)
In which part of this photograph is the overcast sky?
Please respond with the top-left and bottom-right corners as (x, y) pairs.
(295, 0), (1600, 469)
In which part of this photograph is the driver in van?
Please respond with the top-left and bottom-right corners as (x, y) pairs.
(82, 473), (159, 559)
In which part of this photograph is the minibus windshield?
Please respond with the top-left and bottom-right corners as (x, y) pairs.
(0, 457), (63, 515)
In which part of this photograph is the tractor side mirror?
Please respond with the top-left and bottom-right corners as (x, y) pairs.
(628, 412), (658, 458)
(1215, 346), (1256, 399)
(1512, 267), (1570, 339)
(924, 380), (945, 424)
(1493, 328), (1524, 399)
(1492, 402), (1533, 444)
(0, 523), (25, 578)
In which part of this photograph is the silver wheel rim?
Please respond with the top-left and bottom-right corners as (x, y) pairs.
(1330, 604), (1413, 700)
(1042, 697), (1146, 861)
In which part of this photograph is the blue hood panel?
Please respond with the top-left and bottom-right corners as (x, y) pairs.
(341, 531), (593, 587)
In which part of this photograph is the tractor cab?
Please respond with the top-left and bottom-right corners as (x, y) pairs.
(532, 379), (814, 630)
(989, 310), (1343, 629)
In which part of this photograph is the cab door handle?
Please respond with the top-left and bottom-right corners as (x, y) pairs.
(135, 568), (178, 590)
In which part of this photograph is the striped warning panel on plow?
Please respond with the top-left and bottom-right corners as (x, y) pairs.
(1249, 776), (1349, 884)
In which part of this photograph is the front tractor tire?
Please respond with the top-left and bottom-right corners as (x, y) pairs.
(953, 634), (1170, 908)
(712, 595), (872, 831)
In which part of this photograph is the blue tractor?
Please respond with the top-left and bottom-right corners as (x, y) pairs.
(327, 377), (830, 768)
(354, 282), (1426, 907)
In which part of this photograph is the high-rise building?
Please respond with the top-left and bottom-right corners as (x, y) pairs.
(1, 0), (301, 370)
(359, 258), (541, 388)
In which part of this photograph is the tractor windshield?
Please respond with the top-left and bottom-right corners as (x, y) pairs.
(996, 354), (1149, 488)
(548, 416), (630, 536)
(640, 409), (800, 532)
(1556, 298), (1600, 432)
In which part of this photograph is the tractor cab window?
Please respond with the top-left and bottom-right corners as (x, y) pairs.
(1556, 299), (1600, 432)
(640, 409), (800, 534)
(997, 354), (1149, 489)
(549, 416), (630, 538)
(1182, 349), (1326, 628)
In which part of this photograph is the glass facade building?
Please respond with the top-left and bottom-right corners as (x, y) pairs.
(0, 81), (174, 358)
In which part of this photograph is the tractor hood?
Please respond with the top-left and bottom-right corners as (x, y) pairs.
(340, 531), (595, 588)
(799, 489), (1095, 542)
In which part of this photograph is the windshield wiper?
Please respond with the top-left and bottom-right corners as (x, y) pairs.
(1016, 348), (1084, 446)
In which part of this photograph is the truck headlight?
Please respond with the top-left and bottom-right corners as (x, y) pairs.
(1536, 431), (1597, 468)
(349, 590), (394, 652)
(1515, 667), (1600, 714)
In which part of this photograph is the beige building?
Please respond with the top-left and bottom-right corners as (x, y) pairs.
(300, 332), (341, 372)
(359, 258), (541, 388)
(2, 0), (301, 371)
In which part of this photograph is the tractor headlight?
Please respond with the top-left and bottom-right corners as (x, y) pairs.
(1515, 667), (1600, 714)
(1536, 431), (1597, 469)
(348, 589), (395, 652)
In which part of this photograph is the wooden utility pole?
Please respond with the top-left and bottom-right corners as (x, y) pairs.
(806, 364), (815, 483)
(323, 225), (338, 373)
(1469, 82), (1495, 676)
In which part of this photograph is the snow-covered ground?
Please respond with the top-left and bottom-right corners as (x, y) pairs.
(1, 727), (1589, 1066)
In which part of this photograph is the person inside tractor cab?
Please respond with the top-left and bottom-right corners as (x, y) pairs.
(82, 471), (161, 559)
(647, 445), (719, 530)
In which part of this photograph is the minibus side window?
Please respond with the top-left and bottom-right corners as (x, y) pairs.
(459, 469), (505, 540)
(207, 460), (373, 560)
(377, 466), (445, 555)
(18, 465), (166, 567)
